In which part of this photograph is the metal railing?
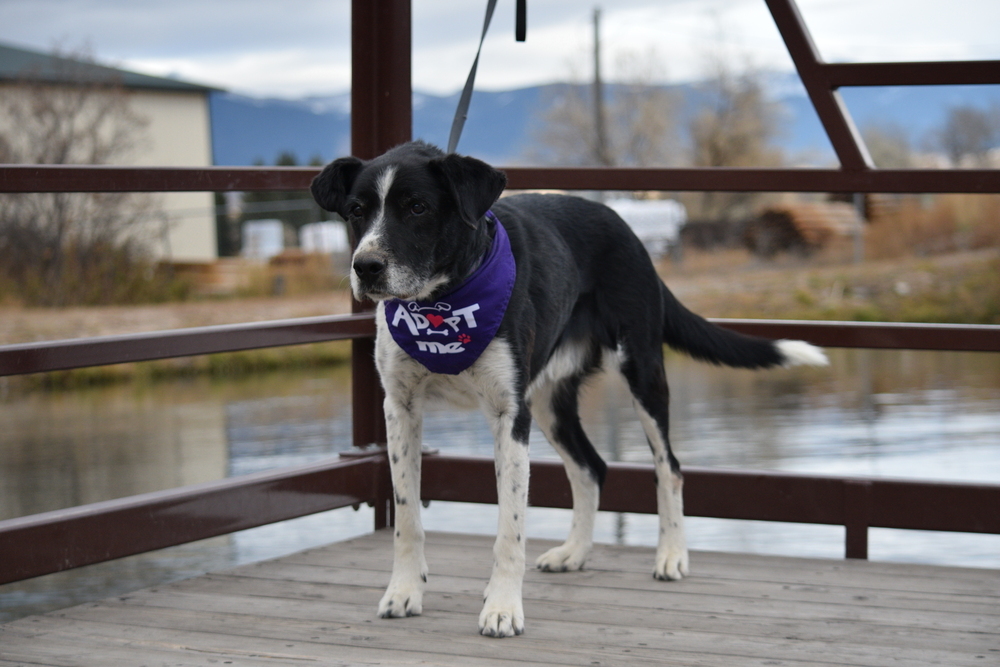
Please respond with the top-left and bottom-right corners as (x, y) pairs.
(2, 0), (1000, 587)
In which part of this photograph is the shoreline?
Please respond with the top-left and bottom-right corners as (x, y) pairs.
(2, 248), (997, 393)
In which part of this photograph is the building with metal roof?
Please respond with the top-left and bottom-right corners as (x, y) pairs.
(0, 42), (220, 262)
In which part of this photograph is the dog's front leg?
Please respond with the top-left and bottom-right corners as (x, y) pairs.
(470, 340), (531, 637)
(377, 391), (429, 618)
(480, 416), (529, 637)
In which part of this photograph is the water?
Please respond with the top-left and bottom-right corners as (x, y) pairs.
(2, 348), (999, 622)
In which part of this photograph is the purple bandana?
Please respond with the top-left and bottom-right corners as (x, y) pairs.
(386, 211), (516, 375)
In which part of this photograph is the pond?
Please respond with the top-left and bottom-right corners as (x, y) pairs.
(2, 347), (999, 621)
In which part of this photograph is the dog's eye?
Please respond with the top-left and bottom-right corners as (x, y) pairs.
(348, 203), (363, 219)
(409, 202), (427, 216)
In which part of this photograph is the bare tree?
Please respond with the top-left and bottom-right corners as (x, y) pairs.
(609, 50), (681, 167)
(527, 47), (680, 169)
(528, 83), (598, 166)
(862, 122), (913, 169)
(689, 72), (782, 168)
(0, 49), (163, 306)
(933, 104), (1000, 167)
(686, 55), (784, 220)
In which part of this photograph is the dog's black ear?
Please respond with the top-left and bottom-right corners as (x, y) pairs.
(429, 154), (507, 229)
(311, 156), (364, 213)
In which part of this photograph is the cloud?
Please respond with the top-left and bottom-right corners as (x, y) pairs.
(2, 0), (998, 98)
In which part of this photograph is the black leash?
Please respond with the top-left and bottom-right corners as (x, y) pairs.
(447, 0), (526, 154)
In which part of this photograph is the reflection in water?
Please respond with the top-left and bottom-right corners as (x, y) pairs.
(1, 348), (999, 621)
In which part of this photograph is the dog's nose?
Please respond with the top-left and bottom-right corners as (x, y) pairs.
(353, 255), (386, 279)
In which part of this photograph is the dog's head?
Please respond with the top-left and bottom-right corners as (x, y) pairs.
(311, 141), (507, 302)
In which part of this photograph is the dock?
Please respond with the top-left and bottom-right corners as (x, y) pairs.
(2, 530), (997, 666)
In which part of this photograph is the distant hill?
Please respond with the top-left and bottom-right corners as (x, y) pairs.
(209, 73), (1000, 167)
(209, 93), (350, 166)
(209, 86), (549, 166)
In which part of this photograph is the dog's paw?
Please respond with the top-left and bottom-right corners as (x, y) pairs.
(535, 542), (588, 572)
(653, 546), (690, 581)
(478, 592), (525, 638)
(377, 575), (426, 618)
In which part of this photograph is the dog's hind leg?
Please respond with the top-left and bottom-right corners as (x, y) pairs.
(620, 350), (690, 581)
(530, 370), (606, 573)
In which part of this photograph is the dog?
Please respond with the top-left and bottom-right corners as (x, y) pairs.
(311, 141), (828, 638)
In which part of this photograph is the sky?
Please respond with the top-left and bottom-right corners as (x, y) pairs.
(1, 0), (999, 99)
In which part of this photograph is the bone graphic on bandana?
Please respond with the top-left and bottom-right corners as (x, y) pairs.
(407, 302), (452, 313)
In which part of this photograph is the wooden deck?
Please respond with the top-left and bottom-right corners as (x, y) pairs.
(2, 530), (997, 666)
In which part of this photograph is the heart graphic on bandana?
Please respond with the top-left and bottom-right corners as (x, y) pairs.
(387, 212), (515, 375)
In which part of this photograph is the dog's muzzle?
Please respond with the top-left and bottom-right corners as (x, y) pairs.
(351, 250), (391, 299)
(353, 252), (386, 280)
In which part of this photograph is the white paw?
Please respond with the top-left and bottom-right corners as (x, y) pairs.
(478, 590), (525, 638)
(377, 572), (426, 618)
(654, 546), (690, 581)
(535, 542), (589, 572)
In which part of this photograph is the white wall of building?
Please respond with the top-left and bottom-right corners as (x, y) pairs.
(0, 82), (217, 263)
(129, 89), (217, 262)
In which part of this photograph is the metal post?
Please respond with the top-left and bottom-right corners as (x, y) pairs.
(844, 479), (872, 559)
(349, 0), (411, 454)
(592, 7), (611, 168)
(852, 192), (866, 264)
(351, 0), (412, 529)
(351, 0), (413, 162)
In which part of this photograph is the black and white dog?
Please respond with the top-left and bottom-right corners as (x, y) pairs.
(311, 141), (827, 638)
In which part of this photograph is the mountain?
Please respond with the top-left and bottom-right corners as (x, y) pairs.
(209, 73), (1000, 167)
(209, 93), (351, 166)
(209, 86), (549, 167)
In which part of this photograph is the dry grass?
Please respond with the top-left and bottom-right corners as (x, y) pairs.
(10, 340), (354, 392)
(866, 194), (1000, 259)
(660, 192), (1000, 325)
(659, 246), (1000, 324)
(0, 291), (353, 344)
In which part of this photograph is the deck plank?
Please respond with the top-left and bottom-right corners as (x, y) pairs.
(278, 536), (1000, 611)
(2, 530), (997, 667)
(144, 574), (992, 653)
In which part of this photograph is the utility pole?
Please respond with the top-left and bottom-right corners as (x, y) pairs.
(592, 7), (612, 167)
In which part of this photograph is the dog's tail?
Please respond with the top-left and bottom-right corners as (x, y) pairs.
(660, 283), (829, 369)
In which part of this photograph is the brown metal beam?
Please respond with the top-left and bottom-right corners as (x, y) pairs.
(0, 455), (381, 585)
(0, 165), (317, 193)
(421, 455), (1000, 562)
(824, 60), (1000, 88)
(422, 455), (1000, 535)
(869, 477), (1000, 534)
(501, 166), (1000, 193)
(713, 319), (1000, 353)
(351, 0), (412, 161)
(3, 317), (997, 378)
(4, 164), (1000, 194)
(348, 0), (411, 457)
(765, 0), (873, 171)
(3, 452), (999, 585)
(0, 313), (376, 377)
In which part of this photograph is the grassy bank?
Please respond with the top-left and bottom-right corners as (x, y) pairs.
(660, 248), (1000, 325)
(4, 340), (353, 394)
